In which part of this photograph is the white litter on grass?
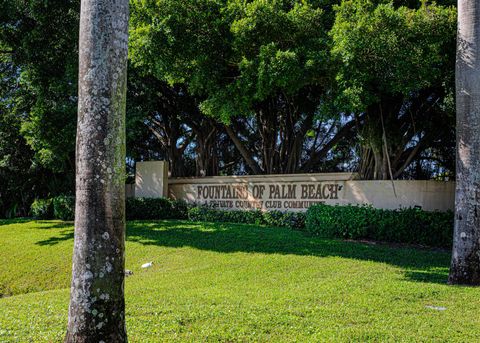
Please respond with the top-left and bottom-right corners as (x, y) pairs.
(125, 270), (133, 277)
(141, 262), (153, 269)
(425, 305), (447, 311)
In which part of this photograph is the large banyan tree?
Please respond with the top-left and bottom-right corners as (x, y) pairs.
(129, 0), (456, 179)
(330, 1), (456, 180)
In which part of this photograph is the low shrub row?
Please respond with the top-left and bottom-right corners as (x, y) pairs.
(31, 196), (305, 229)
(126, 198), (189, 220)
(305, 204), (453, 248)
(30, 196), (453, 247)
(187, 206), (306, 230)
(31, 196), (189, 221)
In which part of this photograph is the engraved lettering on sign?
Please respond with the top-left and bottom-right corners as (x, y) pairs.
(193, 182), (343, 211)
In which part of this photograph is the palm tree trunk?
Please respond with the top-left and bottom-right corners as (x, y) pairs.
(65, 0), (129, 340)
(449, 0), (480, 285)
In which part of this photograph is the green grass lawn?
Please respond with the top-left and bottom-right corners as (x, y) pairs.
(0, 219), (479, 342)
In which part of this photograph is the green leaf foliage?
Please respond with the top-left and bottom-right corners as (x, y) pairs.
(130, 0), (333, 121)
(306, 203), (453, 247)
(30, 198), (53, 220)
(0, 0), (80, 171)
(330, 0), (456, 112)
(52, 195), (75, 221)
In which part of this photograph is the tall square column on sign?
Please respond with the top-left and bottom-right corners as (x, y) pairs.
(135, 161), (169, 198)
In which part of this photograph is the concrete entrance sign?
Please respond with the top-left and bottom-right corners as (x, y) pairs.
(134, 161), (455, 212)
(168, 173), (454, 212)
(169, 173), (355, 211)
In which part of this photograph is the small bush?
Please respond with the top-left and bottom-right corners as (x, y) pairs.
(171, 199), (190, 219)
(305, 204), (371, 239)
(30, 199), (53, 219)
(306, 204), (453, 248)
(126, 198), (189, 220)
(262, 210), (306, 230)
(52, 196), (75, 221)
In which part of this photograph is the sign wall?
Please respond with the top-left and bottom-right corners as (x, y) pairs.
(167, 172), (454, 212)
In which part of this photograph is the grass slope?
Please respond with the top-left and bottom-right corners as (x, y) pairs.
(0, 219), (479, 342)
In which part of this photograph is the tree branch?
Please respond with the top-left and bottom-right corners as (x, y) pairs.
(300, 119), (357, 172)
(224, 125), (263, 174)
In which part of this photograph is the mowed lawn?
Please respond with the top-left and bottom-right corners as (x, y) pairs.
(0, 220), (479, 342)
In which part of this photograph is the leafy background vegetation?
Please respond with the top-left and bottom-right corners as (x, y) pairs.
(0, 0), (458, 218)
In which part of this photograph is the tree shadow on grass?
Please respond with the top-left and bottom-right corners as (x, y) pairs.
(33, 219), (451, 284)
(36, 229), (74, 246)
(126, 220), (451, 285)
(0, 219), (73, 229)
(0, 218), (32, 226)
(34, 221), (74, 229)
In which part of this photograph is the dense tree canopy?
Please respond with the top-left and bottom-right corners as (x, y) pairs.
(0, 0), (79, 171)
(0, 0), (80, 216)
(130, 0), (358, 174)
(131, 0), (330, 121)
(130, 0), (456, 177)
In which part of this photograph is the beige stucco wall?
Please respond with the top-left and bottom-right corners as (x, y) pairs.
(340, 180), (454, 211)
(168, 173), (454, 212)
(135, 161), (169, 198)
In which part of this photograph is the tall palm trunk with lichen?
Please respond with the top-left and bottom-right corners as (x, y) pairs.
(449, 0), (480, 285)
(64, 0), (129, 341)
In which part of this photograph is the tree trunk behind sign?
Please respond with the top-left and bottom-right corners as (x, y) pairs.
(449, 0), (480, 285)
(65, 0), (129, 341)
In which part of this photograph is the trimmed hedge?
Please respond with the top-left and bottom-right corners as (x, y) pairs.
(188, 206), (263, 225)
(30, 195), (306, 230)
(126, 198), (189, 220)
(306, 204), (453, 248)
(262, 210), (306, 230)
(187, 206), (306, 230)
(30, 197), (189, 221)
